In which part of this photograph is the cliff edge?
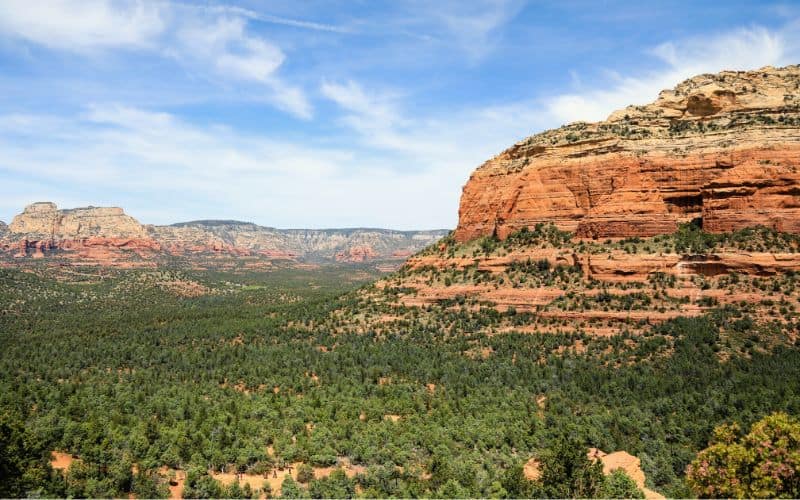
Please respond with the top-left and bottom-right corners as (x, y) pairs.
(455, 65), (800, 241)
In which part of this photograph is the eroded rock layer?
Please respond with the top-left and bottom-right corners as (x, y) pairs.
(455, 65), (800, 242)
(1, 203), (447, 265)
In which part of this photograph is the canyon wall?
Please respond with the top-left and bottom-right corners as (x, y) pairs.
(455, 65), (800, 242)
(1, 203), (447, 264)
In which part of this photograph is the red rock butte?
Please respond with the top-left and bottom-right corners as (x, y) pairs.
(454, 65), (800, 242)
(0, 202), (447, 265)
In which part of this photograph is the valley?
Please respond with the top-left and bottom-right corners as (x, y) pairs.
(2, 259), (799, 498)
(2, 64), (800, 499)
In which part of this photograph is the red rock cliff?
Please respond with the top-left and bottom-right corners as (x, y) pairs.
(454, 65), (800, 242)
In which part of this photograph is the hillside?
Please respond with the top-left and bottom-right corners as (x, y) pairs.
(335, 66), (800, 339)
(0, 202), (447, 267)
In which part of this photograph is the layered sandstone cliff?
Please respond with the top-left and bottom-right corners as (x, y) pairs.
(339, 67), (800, 339)
(9, 202), (148, 239)
(455, 65), (800, 242)
(1, 203), (447, 265)
(4, 202), (158, 260)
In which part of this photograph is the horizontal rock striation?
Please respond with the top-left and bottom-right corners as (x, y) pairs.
(1, 203), (448, 265)
(4, 202), (158, 260)
(455, 65), (800, 242)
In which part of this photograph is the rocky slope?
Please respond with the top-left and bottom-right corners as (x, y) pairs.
(335, 66), (800, 338)
(456, 65), (800, 241)
(0, 202), (447, 266)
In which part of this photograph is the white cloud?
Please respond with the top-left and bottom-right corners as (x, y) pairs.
(0, 0), (163, 52)
(0, 106), (426, 227)
(173, 15), (312, 118)
(320, 80), (403, 134)
(0, 0), (311, 118)
(315, 23), (800, 227)
(206, 5), (354, 34)
(544, 26), (793, 124)
(3, 20), (800, 229)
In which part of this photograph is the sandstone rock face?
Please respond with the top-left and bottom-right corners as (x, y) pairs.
(8, 202), (60, 237)
(334, 245), (379, 263)
(4, 202), (158, 260)
(455, 65), (800, 242)
(151, 221), (446, 262)
(9, 202), (149, 240)
(1, 204), (448, 265)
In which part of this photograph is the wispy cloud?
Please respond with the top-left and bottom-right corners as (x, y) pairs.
(395, 0), (525, 62)
(207, 5), (355, 34)
(544, 26), (793, 124)
(0, 0), (311, 118)
(171, 14), (312, 118)
(0, 105), (441, 227)
(0, 0), (164, 52)
(1, 4), (799, 230)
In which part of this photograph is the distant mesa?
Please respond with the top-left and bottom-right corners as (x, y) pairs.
(455, 64), (800, 242)
(0, 202), (448, 266)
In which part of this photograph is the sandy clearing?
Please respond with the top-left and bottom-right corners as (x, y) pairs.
(50, 451), (76, 470)
(158, 467), (186, 499)
(523, 457), (541, 480)
(589, 448), (665, 500)
(211, 459), (367, 497)
(522, 448), (664, 499)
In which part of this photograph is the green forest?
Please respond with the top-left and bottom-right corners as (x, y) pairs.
(1, 255), (799, 498)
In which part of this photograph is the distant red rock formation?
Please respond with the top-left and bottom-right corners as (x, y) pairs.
(335, 245), (378, 262)
(1, 203), (447, 266)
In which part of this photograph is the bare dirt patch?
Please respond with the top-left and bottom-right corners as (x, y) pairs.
(158, 467), (186, 499)
(589, 448), (664, 500)
(523, 457), (541, 481)
(50, 451), (76, 471)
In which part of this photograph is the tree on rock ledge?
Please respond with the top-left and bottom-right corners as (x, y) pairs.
(687, 412), (800, 498)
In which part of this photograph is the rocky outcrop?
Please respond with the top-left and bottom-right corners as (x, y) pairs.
(455, 65), (800, 242)
(9, 202), (148, 239)
(334, 245), (378, 263)
(151, 221), (446, 263)
(331, 67), (800, 339)
(1, 203), (448, 265)
(4, 202), (160, 260)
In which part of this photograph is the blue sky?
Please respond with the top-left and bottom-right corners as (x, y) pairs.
(0, 1), (799, 229)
